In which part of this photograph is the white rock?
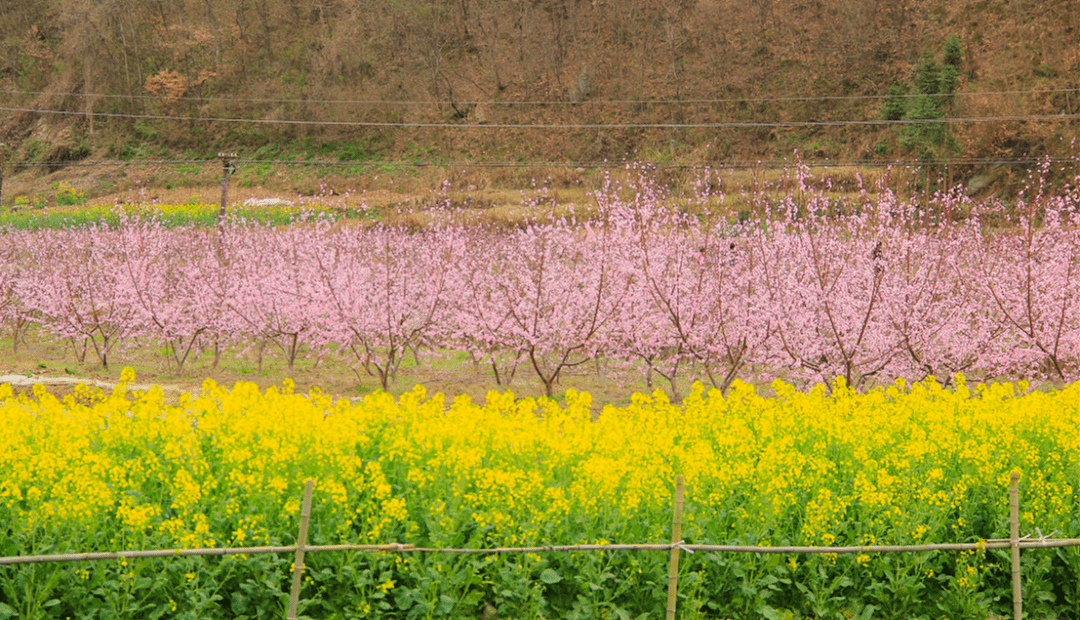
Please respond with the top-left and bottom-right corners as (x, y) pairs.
(243, 198), (295, 207)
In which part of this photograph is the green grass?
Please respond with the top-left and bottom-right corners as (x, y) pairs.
(0, 202), (375, 230)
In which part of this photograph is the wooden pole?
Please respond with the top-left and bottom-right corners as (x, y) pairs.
(666, 475), (685, 620)
(0, 143), (5, 207)
(1010, 471), (1022, 620)
(85, 59), (94, 136)
(287, 479), (315, 620)
(217, 152), (236, 225)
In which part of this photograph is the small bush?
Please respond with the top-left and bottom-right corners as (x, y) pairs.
(943, 34), (963, 68)
(52, 181), (88, 206)
(880, 84), (908, 121)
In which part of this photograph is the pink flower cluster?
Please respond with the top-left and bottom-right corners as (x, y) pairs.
(2, 162), (1079, 397)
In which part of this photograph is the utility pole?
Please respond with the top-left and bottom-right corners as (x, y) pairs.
(216, 152), (237, 225)
(0, 143), (6, 207)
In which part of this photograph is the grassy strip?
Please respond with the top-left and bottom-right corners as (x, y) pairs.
(0, 202), (376, 230)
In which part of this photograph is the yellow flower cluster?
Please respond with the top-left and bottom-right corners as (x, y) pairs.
(3, 372), (1079, 554)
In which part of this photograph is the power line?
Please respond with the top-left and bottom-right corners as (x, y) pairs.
(2, 87), (1078, 107)
(236, 157), (1080, 169)
(3, 105), (1079, 130)
(10, 156), (1074, 171)
(10, 159), (216, 168)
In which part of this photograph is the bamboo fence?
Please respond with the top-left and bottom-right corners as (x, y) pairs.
(0, 472), (1070, 620)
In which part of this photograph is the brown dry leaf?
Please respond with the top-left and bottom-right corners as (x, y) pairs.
(144, 70), (188, 101)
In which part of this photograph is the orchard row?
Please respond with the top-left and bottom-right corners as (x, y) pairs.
(2, 163), (1079, 396)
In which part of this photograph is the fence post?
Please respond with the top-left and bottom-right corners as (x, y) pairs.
(1010, 472), (1022, 620)
(287, 479), (315, 620)
(666, 475), (685, 620)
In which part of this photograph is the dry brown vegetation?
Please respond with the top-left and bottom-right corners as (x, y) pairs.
(1, 0), (1078, 204)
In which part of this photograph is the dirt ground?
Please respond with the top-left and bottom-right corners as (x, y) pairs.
(0, 326), (665, 409)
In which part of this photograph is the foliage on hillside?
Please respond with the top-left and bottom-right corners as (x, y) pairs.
(1, 0), (1079, 168)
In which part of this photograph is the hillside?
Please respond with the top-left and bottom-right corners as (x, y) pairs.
(1, 0), (1079, 203)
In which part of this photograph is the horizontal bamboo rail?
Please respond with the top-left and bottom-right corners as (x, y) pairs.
(7, 537), (1073, 567)
(0, 543), (415, 566)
